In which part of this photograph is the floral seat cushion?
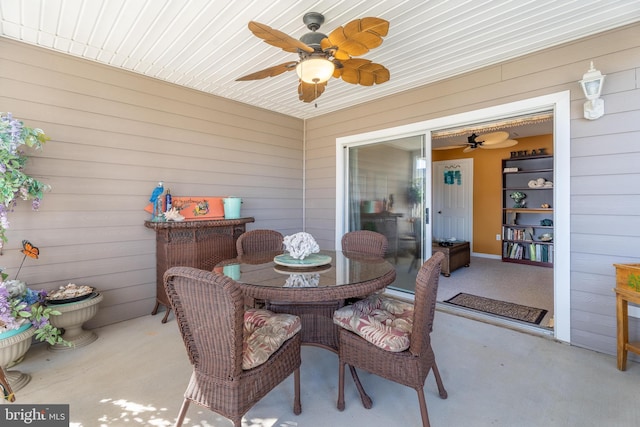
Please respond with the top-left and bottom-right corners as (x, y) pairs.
(243, 308), (301, 370)
(333, 294), (414, 352)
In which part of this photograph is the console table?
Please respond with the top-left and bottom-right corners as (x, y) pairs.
(145, 217), (254, 322)
(432, 241), (470, 276)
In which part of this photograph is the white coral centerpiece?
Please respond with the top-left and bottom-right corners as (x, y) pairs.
(284, 273), (320, 288)
(283, 232), (320, 259)
(163, 207), (185, 221)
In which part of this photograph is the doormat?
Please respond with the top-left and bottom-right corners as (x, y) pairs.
(443, 293), (548, 325)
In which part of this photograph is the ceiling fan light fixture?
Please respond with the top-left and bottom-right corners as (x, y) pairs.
(296, 57), (335, 84)
(238, 14), (388, 103)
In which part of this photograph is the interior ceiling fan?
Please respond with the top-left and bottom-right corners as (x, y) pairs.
(434, 131), (518, 153)
(236, 12), (390, 104)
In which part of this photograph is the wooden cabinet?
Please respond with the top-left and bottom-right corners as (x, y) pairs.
(501, 155), (554, 267)
(144, 217), (254, 322)
(432, 241), (470, 276)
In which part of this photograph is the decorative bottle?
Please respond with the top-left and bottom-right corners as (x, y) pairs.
(165, 189), (172, 212)
(155, 198), (163, 221)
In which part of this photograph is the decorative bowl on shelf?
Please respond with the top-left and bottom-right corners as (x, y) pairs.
(538, 233), (553, 242)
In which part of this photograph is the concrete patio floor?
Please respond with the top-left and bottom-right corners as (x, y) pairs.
(8, 309), (640, 426)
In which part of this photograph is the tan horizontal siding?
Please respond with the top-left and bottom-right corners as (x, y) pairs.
(0, 37), (303, 327)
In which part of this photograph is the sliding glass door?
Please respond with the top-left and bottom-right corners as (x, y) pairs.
(344, 135), (429, 294)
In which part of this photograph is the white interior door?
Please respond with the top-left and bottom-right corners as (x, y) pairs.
(432, 159), (473, 244)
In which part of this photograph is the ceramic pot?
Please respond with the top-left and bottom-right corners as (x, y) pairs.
(0, 324), (35, 392)
(48, 293), (104, 351)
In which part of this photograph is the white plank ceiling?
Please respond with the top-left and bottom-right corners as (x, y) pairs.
(1, 0), (640, 120)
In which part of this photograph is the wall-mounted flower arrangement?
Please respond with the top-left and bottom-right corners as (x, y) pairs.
(0, 113), (50, 250)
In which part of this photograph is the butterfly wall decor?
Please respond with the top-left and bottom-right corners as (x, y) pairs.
(14, 239), (40, 279)
(21, 240), (39, 259)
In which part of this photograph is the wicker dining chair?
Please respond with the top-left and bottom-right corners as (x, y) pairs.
(236, 229), (284, 256)
(342, 230), (389, 303)
(334, 252), (447, 427)
(236, 229), (284, 308)
(164, 266), (302, 427)
(341, 230), (388, 258)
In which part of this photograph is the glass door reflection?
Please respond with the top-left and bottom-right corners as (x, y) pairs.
(346, 135), (427, 294)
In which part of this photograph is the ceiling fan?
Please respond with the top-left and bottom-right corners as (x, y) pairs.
(236, 12), (390, 104)
(434, 131), (518, 153)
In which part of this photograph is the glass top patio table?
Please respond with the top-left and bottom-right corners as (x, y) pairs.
(216, 249), (395, 410)
(215, 250), (396, 303)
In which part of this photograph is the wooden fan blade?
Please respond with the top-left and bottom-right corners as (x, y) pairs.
(477, 131), (509, 145)
(236, 61), (298, 81)
(321, 17), (389, 61)
(463, 146), (477, 153)
(481, 139), (518, 149)
(336, 59), (390, 86)
(248, 21), (314, 53)
(433, 145), (465, 150)
(298, 81), (327, 103)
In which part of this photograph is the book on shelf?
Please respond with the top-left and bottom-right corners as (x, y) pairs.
(503, 226), (536, 242)
(524, 227), (534, 241)
(504, 242), (525, 259)
(510, 243), (519, 258)
(503, 241), (554, 264)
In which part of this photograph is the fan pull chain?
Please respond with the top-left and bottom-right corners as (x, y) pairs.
(313, 79), (319, 108)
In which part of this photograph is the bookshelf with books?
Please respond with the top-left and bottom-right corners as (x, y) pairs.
(502, 154), (554, 267)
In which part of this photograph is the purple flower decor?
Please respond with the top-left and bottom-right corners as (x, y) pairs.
(0, 112), (50, 249)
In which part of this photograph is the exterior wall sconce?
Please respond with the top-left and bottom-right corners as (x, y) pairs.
(579, 61), (606, 120)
